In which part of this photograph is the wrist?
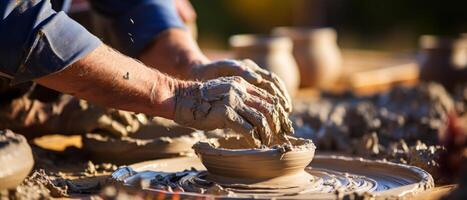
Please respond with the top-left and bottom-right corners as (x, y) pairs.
(172, 79), (203, 127)
(154, 77), (199, 120)
(139, 28), (209, 79)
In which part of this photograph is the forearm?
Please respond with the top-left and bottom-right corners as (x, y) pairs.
(139, 28), (209, 79)
(36, 44), (188, 119)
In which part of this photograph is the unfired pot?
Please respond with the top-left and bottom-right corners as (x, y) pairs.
(193, 136), (316, 187)
(418, 35), (467, 91)
(229, 34), (300, 96)
(272, 27), (342, 89)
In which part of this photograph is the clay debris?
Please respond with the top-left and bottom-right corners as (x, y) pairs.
(291, 83), (465, 179)
(2, 164), (117, 199)
(1, 169), (63, 199)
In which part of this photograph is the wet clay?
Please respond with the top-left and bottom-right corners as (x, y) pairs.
(112, 155), (434, 199)
(174, 77), (294, 147)
(0, 129), (34, 190)
(193, 136), (315, 188)
(83, 118), (206, 164)
(73, 109), (206, 164)
(4, 144), (121, 199)
(291, 83), (459, 181)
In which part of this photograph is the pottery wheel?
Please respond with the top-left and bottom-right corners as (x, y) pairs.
(111, 155), (434, 199)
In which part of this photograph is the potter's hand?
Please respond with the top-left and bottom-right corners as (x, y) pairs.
(174, 77), (293, 147)
(191, 59), (292, 113)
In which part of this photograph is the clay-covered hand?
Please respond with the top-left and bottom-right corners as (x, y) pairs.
(190, 59), (292, 113)
(174, 76), (294, 147)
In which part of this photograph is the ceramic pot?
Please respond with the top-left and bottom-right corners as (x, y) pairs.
(0, 130), (34, 190)
(418, 35), (467, 91)
(193, 136), (316, 188)
(229, 34), (300, 97)
(272, 27), (342, 89)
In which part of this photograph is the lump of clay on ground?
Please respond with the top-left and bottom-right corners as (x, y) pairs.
(291, 82), (465, 181)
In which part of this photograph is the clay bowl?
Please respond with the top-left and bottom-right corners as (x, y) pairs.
(192, 136), (316, 188)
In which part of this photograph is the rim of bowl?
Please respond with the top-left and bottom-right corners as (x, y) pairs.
(193, 138), (316, 156)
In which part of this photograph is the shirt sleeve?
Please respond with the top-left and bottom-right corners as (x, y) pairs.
(88, 0), (185, 57)
(0, 0), (101, 84)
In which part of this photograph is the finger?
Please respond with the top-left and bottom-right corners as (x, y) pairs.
(256, 80), (291, 113)
(249, 101), (293, 146)
(242, 59), (292, 112)
(243, 95), (280, 135)
(240, 69), (263, 85)
(244, 95), (294, 145)
(269, 73), (292, 111)
(236, 104), (272, 146)
(244, 82), (278, 105)
(242, 59), (289, 96)
(214, 60), (263, 84)
(276, 104), (294, 135)
(222, 106), (261, 147)
(242, 81), (292, 136)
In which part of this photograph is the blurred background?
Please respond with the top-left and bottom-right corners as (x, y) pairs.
(192, 0), (467, 51)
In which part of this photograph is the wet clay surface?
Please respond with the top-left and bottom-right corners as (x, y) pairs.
(82, 117), (206, 164)
(113, 156), (434, 199)
(192, 136), (316, 188)
(1, 145), (118, 199)
(1, 83), (465, 199)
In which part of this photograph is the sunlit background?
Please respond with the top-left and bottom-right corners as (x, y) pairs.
(192, 0), (467, 50)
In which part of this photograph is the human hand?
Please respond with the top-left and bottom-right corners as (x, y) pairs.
(174, 76), (293, 147)
(190, 59), (292, 113)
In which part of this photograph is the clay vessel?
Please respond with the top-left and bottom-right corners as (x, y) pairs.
(193, 136), (316, 188)
(0, 129), (34, 190)
(83, 118), (205, 165)
(418, 35), (467, 91)
(229, 34), (300, 96)
(272, 27), (342, 89)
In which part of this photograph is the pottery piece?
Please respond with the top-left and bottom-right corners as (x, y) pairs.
(418, 35), (467, 91)
(0, 129), (34, 190)
(192, 136), (316, 187)
(113, 154), (434, 199)
(272, 27), (342, 89)
(229, 34), (300, 96)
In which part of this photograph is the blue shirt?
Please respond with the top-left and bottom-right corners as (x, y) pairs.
(0, 0), (184, 84)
